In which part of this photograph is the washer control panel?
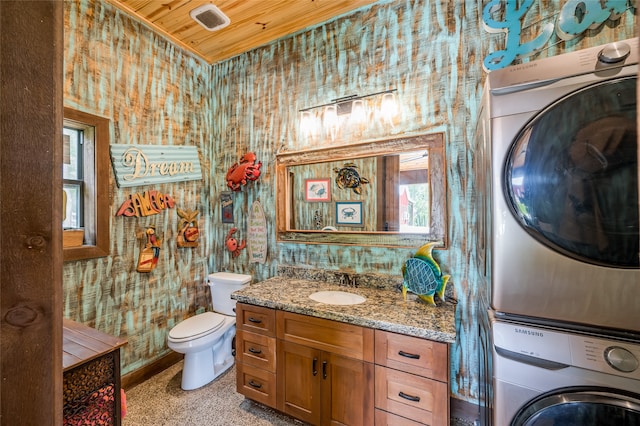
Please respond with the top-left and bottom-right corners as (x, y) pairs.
(493, 319), (640, 381)
(570, 334), (640, 380)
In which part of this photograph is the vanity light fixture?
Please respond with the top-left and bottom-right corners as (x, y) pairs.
(299, 89), (398, 138)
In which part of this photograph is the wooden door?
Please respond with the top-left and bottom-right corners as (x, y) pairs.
(278, 340), (322, 425)
(0, 1), (63, 424)
(322, 352), (374, 426)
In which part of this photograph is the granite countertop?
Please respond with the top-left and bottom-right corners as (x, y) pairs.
(231, 276), (456, 344)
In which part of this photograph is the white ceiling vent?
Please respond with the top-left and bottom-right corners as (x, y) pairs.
(190, 4), (230, 32)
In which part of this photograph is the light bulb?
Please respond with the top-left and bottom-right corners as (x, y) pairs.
(300, 111), (314, 137)
(380, 92), (398, 123)
(350, 99), (366, 125)
(324, 105), (338, 128)
(324, 105), (339, 141)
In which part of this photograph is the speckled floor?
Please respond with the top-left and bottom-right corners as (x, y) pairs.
(123, 360), (476, 426)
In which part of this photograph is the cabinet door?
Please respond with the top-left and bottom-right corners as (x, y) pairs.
(322, 352), (374, 426)
(278, 340), (322, 425)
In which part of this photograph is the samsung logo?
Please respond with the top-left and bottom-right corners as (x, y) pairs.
(515, 328), (543, 337)
(508, 63), (538, 72)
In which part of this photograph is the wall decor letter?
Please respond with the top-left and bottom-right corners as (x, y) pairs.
(482, 0), (553, 71)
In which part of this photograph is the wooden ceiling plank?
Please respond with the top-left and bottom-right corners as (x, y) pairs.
(107, 0), (378, 64)
(119, 0), (156, 13)
(135, 0), (187, 16)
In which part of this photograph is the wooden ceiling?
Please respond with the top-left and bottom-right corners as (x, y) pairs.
(106, 0), (379, 64)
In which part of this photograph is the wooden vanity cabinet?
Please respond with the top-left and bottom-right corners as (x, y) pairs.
(374, 330), (449, 426)
(236, 303), (449, 426)
(235, 304), (277, 408)
(277, 310), (375, 426)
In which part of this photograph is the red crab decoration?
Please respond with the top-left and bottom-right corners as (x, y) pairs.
(226, 152), (262, 191)
(225, 228), (246, 258)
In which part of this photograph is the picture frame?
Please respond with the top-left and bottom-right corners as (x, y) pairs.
(304, 178), (331, 202)
(220, 191), (234, 223)
(335, 201), (363, 226)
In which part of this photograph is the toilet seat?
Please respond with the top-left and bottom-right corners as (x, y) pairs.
(168, 312), (226, 343)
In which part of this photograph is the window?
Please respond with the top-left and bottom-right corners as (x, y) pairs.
(63, 126), (83, 229)
(63, 107), (110, 261)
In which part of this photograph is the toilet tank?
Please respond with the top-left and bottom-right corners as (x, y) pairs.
(208, 272), (251, 316)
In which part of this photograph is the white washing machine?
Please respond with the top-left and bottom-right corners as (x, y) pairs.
(491, 311), (640, 425)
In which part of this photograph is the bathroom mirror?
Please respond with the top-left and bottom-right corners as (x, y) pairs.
(276, 133), (447, 248)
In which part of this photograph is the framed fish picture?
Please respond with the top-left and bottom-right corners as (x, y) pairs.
(304, 178), (331, 202)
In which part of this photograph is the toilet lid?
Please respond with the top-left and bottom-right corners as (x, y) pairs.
(169, 312), (226, 342)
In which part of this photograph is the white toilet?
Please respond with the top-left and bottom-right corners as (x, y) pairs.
(167, 272), (251, 390)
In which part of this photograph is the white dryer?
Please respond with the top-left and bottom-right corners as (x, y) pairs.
(485, 38), (640, 334)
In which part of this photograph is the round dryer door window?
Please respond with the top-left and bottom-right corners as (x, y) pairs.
(511, 387), (640, 426)
(505, 76), (639, 268)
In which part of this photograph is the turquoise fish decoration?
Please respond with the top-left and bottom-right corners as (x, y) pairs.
(402, 242), (450, 306)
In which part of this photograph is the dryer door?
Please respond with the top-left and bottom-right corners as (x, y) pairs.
(511, 386), (640, 426)
(504, 76), (638, 268)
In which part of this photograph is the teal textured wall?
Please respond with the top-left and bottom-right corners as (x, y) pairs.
(63, 0), (214, 373)
(63, 0), (637, 402)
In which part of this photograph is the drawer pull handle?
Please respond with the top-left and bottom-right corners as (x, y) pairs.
(248, 380), (262, 389)
(248, 347), (262, 355)
(398, 350), (420, 360)
(248, 317), (262, 324)
(399, 391), (420, 402)
(312, 358), (318, 376)
(322, 360), (328, 379)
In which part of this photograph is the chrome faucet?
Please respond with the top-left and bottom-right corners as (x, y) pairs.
(338, 273), (358, 288)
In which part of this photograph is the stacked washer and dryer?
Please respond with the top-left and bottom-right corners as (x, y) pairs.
(477, 38), (640, 425)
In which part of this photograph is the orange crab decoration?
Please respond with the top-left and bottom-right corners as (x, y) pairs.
(226, 152), (262, 191)
(225, 228), (246, 258)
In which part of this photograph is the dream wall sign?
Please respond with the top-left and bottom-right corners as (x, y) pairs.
(482, 0), (633, 71)
(110, 144), (203, 188)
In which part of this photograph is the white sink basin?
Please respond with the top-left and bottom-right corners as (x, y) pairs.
(308, 290), (366, 305)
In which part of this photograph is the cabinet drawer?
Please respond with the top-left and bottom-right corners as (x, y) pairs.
(375, 365), (448, 426)
(236, 303), (276, 336)
(236, 363), (276, 408)
(236, 329), (276, 372)
(277, 310), (374, 362)
(375, 408), (426, 426)
(375, 330), (448, 382)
